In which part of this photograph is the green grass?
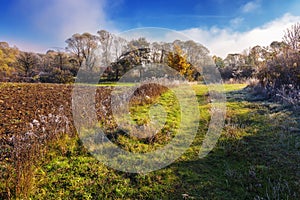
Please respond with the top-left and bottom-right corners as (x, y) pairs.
(2, 83), (300, 199)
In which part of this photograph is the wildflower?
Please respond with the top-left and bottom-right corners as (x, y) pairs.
(39, 115), (47, 123)
(59, 105), (64, 112)
(25, 131), (37, 138)
(29, 123), (34, 129)
(9, 135), (15, 142)
(55, 115), (60, 123)
(32, 119), (40, 127)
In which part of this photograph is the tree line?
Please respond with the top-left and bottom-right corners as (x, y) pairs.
(0, 23), (299, 104)
(212, 23), (300, 104)
(0, 30), (211, 83)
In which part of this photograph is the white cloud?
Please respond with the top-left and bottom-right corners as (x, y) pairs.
(4, 1), (300, 60)
(179, 13), (300, 58)
(31, 0), (116, 40)
(108, 14), (300, 58)
(241, 0), (260, 13)
(5, 0), (118, 53)
(230, 17), (244, 28)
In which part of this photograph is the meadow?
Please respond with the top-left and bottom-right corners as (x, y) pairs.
(0, 82), (299, 199)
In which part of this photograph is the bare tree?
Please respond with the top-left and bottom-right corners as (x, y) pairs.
(283, 22), (300, 50)
(127, 37), (150, 51)
(65, 33), (99, 71)
(17, 52), (39, 76)
(98, 30), (113, 67)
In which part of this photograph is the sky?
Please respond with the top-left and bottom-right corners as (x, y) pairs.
(1, 0), (300, 57)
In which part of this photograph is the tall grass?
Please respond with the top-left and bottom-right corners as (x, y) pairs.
(1, 106), (72, 199)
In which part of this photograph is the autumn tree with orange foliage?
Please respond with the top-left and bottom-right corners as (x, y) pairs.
(167, 45), (195, 81)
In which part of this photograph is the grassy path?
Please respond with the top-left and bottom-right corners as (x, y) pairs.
(1, 83), (299, 199)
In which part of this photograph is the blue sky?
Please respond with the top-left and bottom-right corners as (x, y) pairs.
(1, 0), (300, 57)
